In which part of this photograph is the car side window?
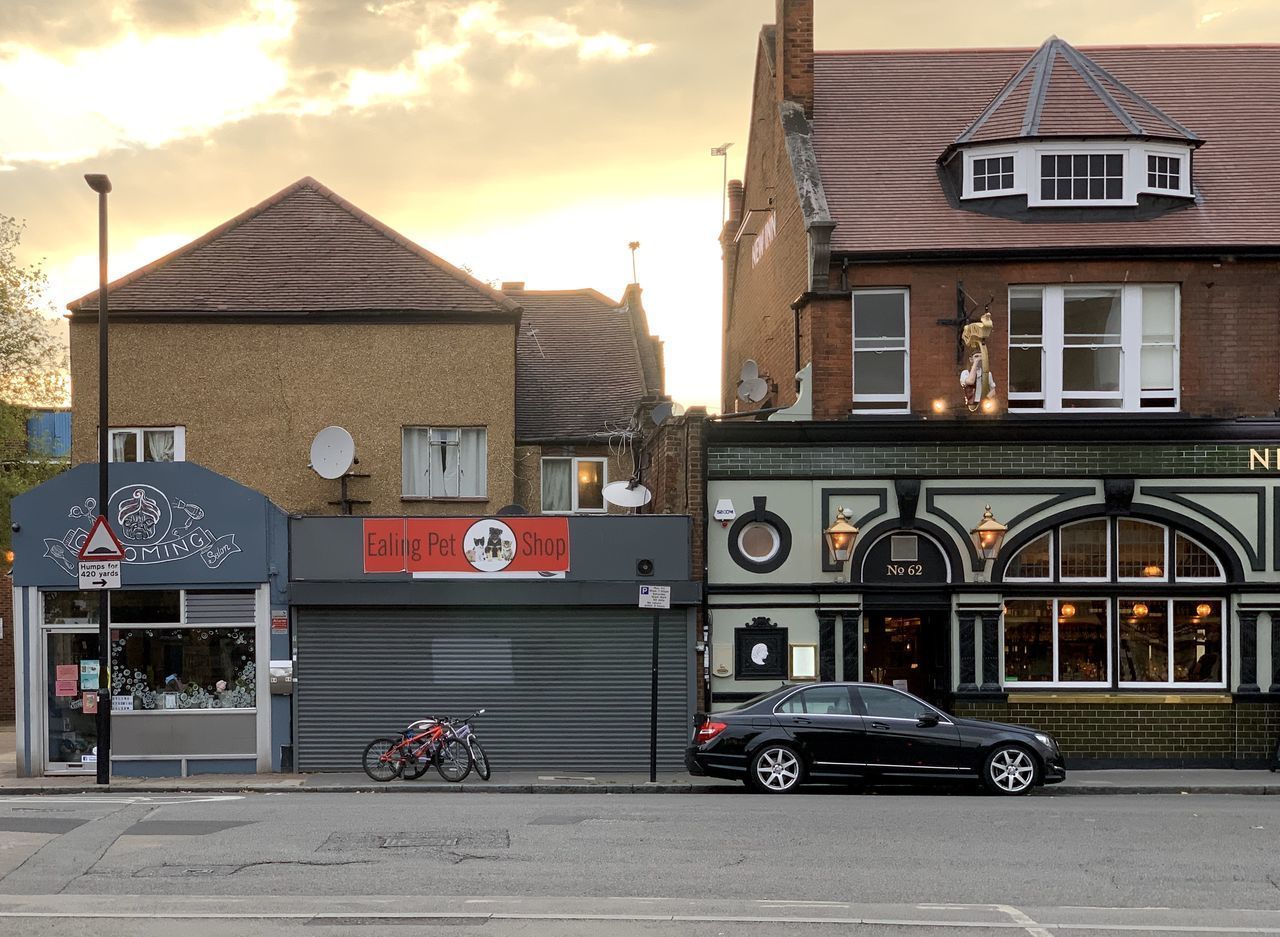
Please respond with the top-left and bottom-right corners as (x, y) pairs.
(799, 686), (854, 715)
(776, 692), (806, 714)
(856, 686), (925, 719)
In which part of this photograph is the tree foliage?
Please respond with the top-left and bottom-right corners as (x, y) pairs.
(2, 215), (69, 556)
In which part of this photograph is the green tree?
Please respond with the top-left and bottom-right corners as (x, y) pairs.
(1, 215), (69, 557)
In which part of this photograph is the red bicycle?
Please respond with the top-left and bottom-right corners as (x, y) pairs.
(361, 717), (470, 782)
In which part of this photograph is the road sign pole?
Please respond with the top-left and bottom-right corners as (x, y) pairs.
(649, 610), (659, 784)
(93, 180), (111, 787)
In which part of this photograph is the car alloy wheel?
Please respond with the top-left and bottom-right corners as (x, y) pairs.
(752, 746), (802, 793)
(986, 746), (1036, 795)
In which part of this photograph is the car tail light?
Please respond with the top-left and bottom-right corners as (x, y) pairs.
(694, 721), (728, 744)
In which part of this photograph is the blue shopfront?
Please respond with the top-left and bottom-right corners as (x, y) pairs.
(10, 462), (289, 777)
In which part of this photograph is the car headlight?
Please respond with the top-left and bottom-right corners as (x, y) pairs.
(1034, 732), (1057, 750)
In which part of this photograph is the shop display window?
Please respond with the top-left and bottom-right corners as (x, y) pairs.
(1003, 598), (1108, 685)
(110, 627), (256, 710)
(1119, 599), (1168, 683)
(43, 591), (99, 625)
(1119, 599), (1223, 686)
(109, 590), (181, 624)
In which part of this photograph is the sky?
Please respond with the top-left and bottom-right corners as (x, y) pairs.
(3, 0), (1278, 412)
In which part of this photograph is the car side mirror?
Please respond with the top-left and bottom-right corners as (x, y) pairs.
(916, 712), (939, 728)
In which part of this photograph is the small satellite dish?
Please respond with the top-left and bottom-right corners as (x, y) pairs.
(603, 481), (653, 508)
(737, 359), (769, 403)
(309, 426), (355, 480)
(496, 503), (528, 516)
(650, 401), (686, 426)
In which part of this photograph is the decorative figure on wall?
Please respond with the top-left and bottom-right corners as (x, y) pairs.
(959, 312), (997, 412)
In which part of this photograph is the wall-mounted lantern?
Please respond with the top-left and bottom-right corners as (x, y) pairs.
(970, 504), (1008, 561)
(823, 507), (860, 583)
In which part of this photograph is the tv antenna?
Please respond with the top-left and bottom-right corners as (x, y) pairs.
(737, 359), (770, 403)
(309, 426), (370, 515)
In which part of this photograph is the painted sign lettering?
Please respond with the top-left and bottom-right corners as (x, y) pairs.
(1249, 448), (1280, 470)
(363, 517), (570, 578)
(41, 485), (241, 578)
(750, 211), (776, 268)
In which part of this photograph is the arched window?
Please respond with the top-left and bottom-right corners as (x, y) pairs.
(999, 518), (1226, 690)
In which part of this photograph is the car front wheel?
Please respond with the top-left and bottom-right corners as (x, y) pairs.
(982, 745), (1038, 795)
(748, 744), (804, 793)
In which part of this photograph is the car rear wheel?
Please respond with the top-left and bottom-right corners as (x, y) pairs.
(982, 744), (1038, 795)
(748, 744), (803, 793)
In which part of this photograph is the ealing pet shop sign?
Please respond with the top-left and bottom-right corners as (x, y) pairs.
(363, 517), (570, 578)
(42, 485), (241, 578)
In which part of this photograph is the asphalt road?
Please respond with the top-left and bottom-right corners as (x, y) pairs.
(0, 790), (1277, 935)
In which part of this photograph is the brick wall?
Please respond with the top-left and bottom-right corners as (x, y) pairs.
(707, 440), (1277, 478)
(952, 699), (1280, 767)
(775, 0), (814, 117)
(0, 576), (13, 721)
(640, 409), (708, 706)
(721, 24), (811, 415)
(803, 257), (1280, 421)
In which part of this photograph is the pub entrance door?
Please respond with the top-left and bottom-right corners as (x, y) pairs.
(861, 611), (950, 707)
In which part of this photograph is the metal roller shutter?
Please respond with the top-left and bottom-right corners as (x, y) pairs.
(296, 607), (691, 772)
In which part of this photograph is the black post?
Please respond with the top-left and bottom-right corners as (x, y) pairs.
(86, 174), (112, 786)
(649, 611), (659, 783)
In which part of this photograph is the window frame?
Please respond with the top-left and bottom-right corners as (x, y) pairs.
(1172, 532), (1226, 584)
(539, 456), (608, 514)
(1030, 148), (1129, 206)
(1117, 597), (1226, 690)
(106, 426), (186, 463)
(1116, 518), (1169, 584)
(1058, 518), (1111, 583)
(1003, 531), (1054, 583)
(968, 151), (1018, 196)
(850, 288), (911, 413)
(1002, 597), (1112, 689)
(401, 425), (489, 501)
(1006, 284), (1181, 413)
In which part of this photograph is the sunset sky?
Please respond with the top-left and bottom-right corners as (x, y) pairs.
(3, 0), (1277, 410)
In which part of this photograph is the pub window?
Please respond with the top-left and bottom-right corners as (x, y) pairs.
(1174, 533), (1224, 581)
(1004, 532), (1052, 580)
(1060, 519), (1108, 579)
(1119, 599), (1223, 686)
(1007, 285), (1179, 411)
(1003, 598), (1108, 686)
(541, 457), (606, 513)
(1116, 519), (1166, 580)
(851, 289), (909, 412)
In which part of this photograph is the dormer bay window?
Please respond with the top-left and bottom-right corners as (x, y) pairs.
(948, 37), (1201, 213)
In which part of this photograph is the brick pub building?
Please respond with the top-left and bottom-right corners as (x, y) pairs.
(704, 0), (1280, 764)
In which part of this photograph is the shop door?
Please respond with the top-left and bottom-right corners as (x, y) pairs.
(45, 632), (100, 773)
(295, 607), (691, 772)
(861, 612), (949, 706)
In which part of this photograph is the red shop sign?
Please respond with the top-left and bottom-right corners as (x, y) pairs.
(363, 517), (570, 578)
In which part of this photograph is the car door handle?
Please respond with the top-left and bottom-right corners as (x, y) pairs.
(870, 722), (890, 730)
(791, 717), (811, 725)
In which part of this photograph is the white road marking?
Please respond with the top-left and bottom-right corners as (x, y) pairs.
(0, 795), (243, 806)
(996, 902), (1055, 937)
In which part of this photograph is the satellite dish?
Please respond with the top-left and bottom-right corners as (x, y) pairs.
(737, 359), (769, 403)
(309, 426), (355, 480)
(496, 503), (528, 516)
(603, 481), (653, 508)
(650, 401), (686, 426)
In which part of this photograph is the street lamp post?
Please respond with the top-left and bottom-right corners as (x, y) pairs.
(85, 172), (111, 786)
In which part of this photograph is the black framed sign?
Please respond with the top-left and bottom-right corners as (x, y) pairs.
(734, 627), (788, 680)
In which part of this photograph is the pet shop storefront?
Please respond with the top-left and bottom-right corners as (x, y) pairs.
(289, 514), (700, 772)
(10, 462), (289, 777)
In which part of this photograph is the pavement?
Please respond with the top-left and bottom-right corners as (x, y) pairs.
(2, 721), (1276, 794)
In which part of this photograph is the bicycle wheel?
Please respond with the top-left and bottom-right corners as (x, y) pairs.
(469, 739), (491, 780)
(362, 737), (404, 782)
(402, 747), (432, 780)
(436, 739), (472, 782)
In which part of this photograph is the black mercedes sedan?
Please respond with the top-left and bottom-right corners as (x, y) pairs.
(687, 682), (1066, 795)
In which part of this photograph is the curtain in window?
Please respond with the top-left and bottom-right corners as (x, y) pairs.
(402, 428), (431, 497)
(111, 432), (135, 462)
(458, 428), (486, 498)
(144, 429), (175, 462)
(542, 459), (571, 512)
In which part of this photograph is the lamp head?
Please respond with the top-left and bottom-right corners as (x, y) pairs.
(84, 173), (112, 194)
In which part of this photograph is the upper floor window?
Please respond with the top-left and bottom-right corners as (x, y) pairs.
(541, 457), (606, 513)
(1039, 153), (1124, 202)
(1147, 154), (1181, 192)
(851, 289), (909, 413)
(1003, 518), (1222, 585)
(1008, 284), (1179, 411)
(108, 427), (185, 462)
(402, 426), (487, 499)
(972, 155), (1015, 193)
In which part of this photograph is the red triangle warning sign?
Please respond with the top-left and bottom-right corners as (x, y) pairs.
(79, 515), (126, 561)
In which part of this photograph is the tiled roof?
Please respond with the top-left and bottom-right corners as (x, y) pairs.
(956, 38), (1199, 146)
(70, 178), (518, 316)
(512, 288), (658, 441)
(811, 44), (1280, 254)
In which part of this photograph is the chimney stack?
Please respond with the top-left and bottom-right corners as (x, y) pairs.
(775, 0), (814, 118)
(727, 179), (745, 229)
